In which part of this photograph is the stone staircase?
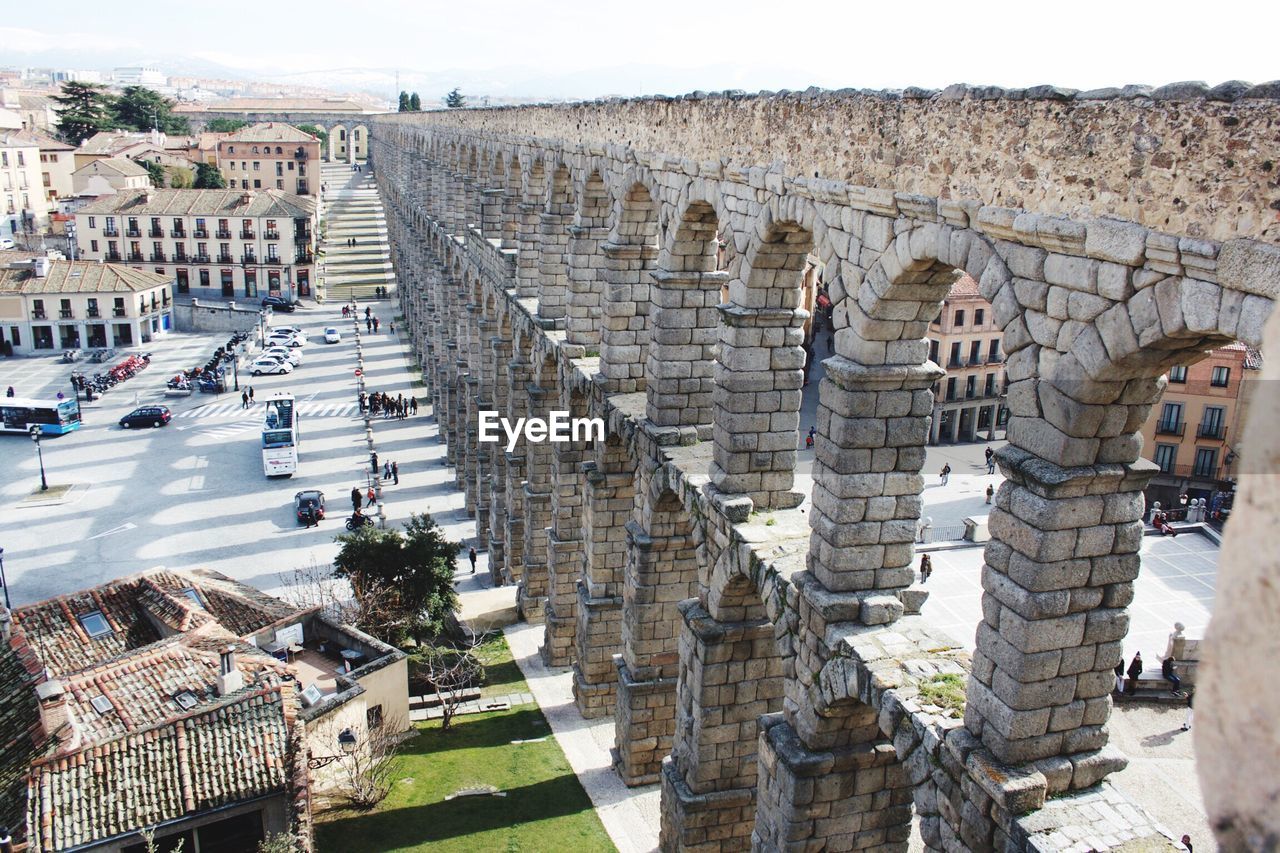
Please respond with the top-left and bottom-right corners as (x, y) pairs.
(319, 161), (395, 302)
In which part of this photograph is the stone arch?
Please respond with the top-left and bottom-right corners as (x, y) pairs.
(330, 124), (349, 162)
(536, 162), (575, 321)
(565, 167), (611, 347)
(599, 171), (661, 393)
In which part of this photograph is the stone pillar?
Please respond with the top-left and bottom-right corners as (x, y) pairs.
(709, 304), (806, 510)
(500, 191), (520, 249)
(480, 189), (504, 242)
(519, 376), (554, 624)
(504, 355), (530, 591)
(542, 390), (589, 667)
(473, 315), (496, 554)
(516, 202), (542, 299)
(966, 445), (1155, 773)
(487, 332), (513, 583)
(660, 600), (784, 852)
(646, 270), (726, 433)
(572, 438), (636, 717)
(806, 357), (940, 616)
(566, 224), (608, 348)
(536, 200), (572, 323)
(599, 240), (656, 393)
(615, 496), (700, 786)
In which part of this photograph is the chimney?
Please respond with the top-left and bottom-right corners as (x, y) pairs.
(216, 645), (244, 696)
(36, 679), (81, 752)
(240, 191), (252, 206)
(0, 606), (10, 641)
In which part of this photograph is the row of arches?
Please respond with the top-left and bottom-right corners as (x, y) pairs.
(371, 120), (1275, 851)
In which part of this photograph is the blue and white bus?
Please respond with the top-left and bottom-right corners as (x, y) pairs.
(0, 397), (83, 435)
(261, 392), (299, 476)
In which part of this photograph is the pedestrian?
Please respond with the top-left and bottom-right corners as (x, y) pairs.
(1125, 651), (1143, 695)
(366, 485), (376, 506)
(469, 545), (477, 574)
(940, 463), (951, 486)
(1181, 833), (1193, 852)
(1181, 694), (1194, 732)
(805, 426), (816, 448)
(392, 461), (399, 484)
(919, 553), (932, 584)
(352, 237), (357, 247)
(358, 392), (367, 414)
(351, 486), (362, 513)
(5, 386), (13, 397)
(985, 483), (994, 504)
(365, 306), (371, 319)
(987, 457), (996, 475)
(373, 317), (380, 333)
(371, 451), (379, 476)
(1161, 655), (1183, 695)
(383, 461), (391, 480)
(241, 390), (249, 409)
(366, 318), (373, 333)
(1114, 658), (1125, 693)
(305, 505), (319, 528)
(390, 321), (395, 335)
(248, 386), (254, 404)
(410, 397), (418, 415)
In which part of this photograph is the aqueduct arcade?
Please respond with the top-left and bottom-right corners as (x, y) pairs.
(367, 86), (1280, 851)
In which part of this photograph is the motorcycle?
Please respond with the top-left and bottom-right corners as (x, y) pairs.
(345, 511), (376, 531)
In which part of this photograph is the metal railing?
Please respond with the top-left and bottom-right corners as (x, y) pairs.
(1155, 420), (1185, 437)
(1196, 422), (1225, 440)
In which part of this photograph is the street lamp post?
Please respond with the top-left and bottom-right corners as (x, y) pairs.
(231, 347), (240, 392)
(29, 426), (47, 491)
(0, 547), (10, 609)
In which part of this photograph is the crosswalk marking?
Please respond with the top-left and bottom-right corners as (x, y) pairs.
(176, 401), (359, 420)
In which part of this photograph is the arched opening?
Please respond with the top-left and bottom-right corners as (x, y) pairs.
(536, 164), (574, 321)
(331, 124), (348, 162)
(351, 124), (368, 161)
(566, 169), (610, 347)
(599, 179), (660, 393)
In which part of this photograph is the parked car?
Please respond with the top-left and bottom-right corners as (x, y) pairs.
(119, 405), (172, 429)
(250, 357), (294, 376)
(269, 326), (304, 336)
(294, 489), (325, 524)
(263, 346), (302, 366)
(261, 296), (298, 312)
(0, 237), (14, 250)
(266, 334), (305, 349)
(323, 327), (341, 343)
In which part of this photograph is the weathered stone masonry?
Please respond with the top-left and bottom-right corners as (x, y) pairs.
(373, 86), (1279, 852)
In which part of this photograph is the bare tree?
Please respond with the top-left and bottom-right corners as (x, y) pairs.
(314, 714), (408, 809)
(414, 631), (488, 731)
(279, 557), (401, 636)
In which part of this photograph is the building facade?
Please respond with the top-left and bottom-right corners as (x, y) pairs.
(1139, 342), (1261, 507)
(75, 188), (318, 303)
(71, 157), (153, 196)
(0, 254), (173, 352)
(1, 132), (52, 239)
(926, 275), (1006, 443)
(11, 130), (75, 204)
(216, 123), (320, 196)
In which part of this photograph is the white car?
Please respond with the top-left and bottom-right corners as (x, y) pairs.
(0, 237), (14, 250)
(250, 357), (294, 376)
(266, 334), (305, 349)
(270, 326), (304, 336)
(323, 327), (341, 344)
(263, 346), (302, 366)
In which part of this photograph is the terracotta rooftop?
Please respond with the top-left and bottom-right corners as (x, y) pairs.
(946, 273), (982, 299)
(220, 122), (320, 144)
(0, 630), (44, 835)
(78, 187), (317, 218)
(72, 157), (150, 177)
(0, 259), (170, 296)
(26, 683), (296, 853)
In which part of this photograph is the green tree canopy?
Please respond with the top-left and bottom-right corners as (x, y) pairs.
(398, 91), (410, 112)
(205, 117), (248, 133)
(52, 81), (115, 144)
(333, 512), (460, 644)
(133, 158), (165, 188)
(166, 165), (193, 189)
(193, 162), (226, 189)
(296, 123), (329, 150)
(445, 88), (465, 108)
(409, 92), (421, 111)
(112, 86), (190, 135)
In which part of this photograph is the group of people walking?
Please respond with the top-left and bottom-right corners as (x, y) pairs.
(360, 390), (416, 419)
(239, 386), (256, 409)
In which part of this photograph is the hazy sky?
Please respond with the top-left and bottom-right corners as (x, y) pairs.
(2, 0), (1275, 96)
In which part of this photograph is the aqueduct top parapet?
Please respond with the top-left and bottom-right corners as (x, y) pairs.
(376, 81), (1280, 243)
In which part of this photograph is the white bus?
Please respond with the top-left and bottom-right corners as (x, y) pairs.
(261, 392), (299, 477)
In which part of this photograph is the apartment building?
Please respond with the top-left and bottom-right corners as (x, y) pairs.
(1, 132), (53, 239)
(75, 188), (318, 303)
(8, 129), (75, 203)
(71, 156), (152, 196)
(926, 275), (1006, 443)
(0, 254), (173, 352)
(1140, 342), (1262, 507)
(215, 123), (320, 196)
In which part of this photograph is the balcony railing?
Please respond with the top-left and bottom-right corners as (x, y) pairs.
(1155, 420), (1185, 436)
(265, 256), (282, 265)
(104, 228), (119, 237)
(265, 230), (280, 241)
(241, 254), (257, 265)
(217, 253), (234, 264)
(148, 228), (164, 238)
(295, 251), (314, 264)
(32, 310), (46, 319)
(113, 307), (127, 317)
(297, 184), (310, 196)
(987, 352), (1003, 363)
(87, 308), (101, 318)
(1153, 462), (1226, 481)
(105, 252), (121, 262)
(151, 252), (166, 262)
(240, 230), (255, 240)
(1197, 422), (1226, 440)
(193, 229), (208, 239)
(127, 252), (144, 262)
(59, 309), (74, 319)
(174, 250), (187, 262)
(194, 254), (211, 264)
(125, 227), (141, 238)
(171, 228), (186, 238)
(216, 229), (232, 239)
(294, 150), (308, 160)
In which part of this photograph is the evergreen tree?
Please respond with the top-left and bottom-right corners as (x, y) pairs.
(296, 124), (329, 150)
(193, 162), (226, 189)
(134, 158), (166, 188)
(445, 88), (465, 109)
(112, 86), (190, 134)
(398, 91), (411, 112)
(409, 92), (421, 111)
(205, 117), (248, 133)
(51, 81), (115, 144)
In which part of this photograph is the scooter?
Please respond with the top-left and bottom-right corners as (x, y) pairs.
(345, 511), (376, 531)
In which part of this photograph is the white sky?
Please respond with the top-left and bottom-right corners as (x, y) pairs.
(3, 0), (1276, 94)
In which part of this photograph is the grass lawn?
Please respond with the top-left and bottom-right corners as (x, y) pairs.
(315, 636), (616, 853)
